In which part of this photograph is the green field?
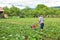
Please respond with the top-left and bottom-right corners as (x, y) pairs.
(0, 18), (60, 40)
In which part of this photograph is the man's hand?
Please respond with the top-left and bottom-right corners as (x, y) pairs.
(39, 21), (40, 23)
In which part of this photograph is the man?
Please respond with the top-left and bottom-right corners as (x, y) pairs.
(39, 15), (44, 29)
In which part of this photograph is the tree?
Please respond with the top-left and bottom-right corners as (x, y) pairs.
(3, 6), (10, 14)
(21, 6), (33, 17)
(9, 5), (21, 16)
(35, 4), (48, 16)
(36, 4), (48, 10)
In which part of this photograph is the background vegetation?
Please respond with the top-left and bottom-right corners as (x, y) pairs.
(3, 4), (60, 18)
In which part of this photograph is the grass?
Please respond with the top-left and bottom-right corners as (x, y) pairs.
(0, 18), (60, 40)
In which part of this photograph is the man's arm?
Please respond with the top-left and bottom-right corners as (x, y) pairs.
(39, 17), (41, 23)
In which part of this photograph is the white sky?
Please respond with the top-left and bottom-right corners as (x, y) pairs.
(0, 0), (60, 9)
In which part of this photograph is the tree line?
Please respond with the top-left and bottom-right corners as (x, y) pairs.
(3, 4), (60, 18)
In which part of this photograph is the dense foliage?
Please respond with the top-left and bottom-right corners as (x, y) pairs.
(3, 4), (60, 18)
(0, 18), (60, 40)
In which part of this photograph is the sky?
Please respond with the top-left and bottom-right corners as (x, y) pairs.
(0, 0), (60, 9)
